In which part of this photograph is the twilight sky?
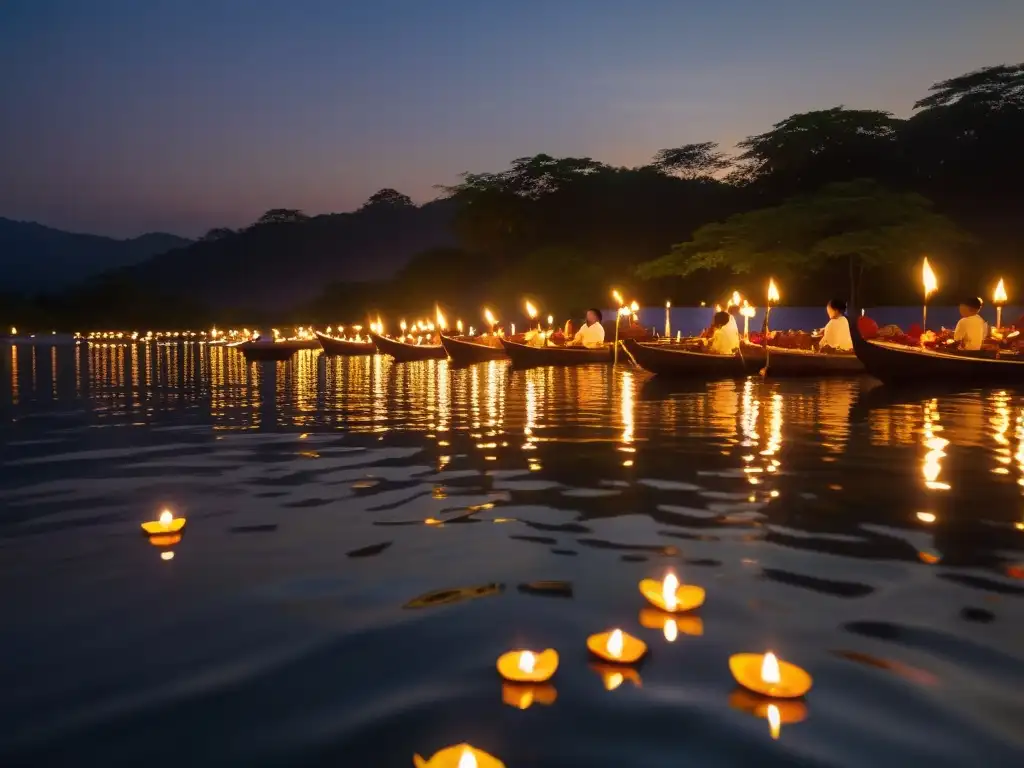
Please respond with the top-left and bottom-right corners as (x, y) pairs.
(2, 0), (1022, 238)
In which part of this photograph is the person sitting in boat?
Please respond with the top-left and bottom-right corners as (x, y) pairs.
(707, 311), (739, 354)
(567, 308), (606, 347)
(953, 296), (988, 351)
(819, 298), (853, 352)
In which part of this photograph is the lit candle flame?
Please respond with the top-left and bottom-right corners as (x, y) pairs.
(607, 629), (624, 659)
(994, 278), (1007, 304)
(666, 301), (671, 308)
(662, 572), (679, 611)
(457, 748), (477, 768)
(922, 257), (937, 298)
(761, 651), (781, 684)
(159, 510), (173, 526)
(767, 703), (781, 740)
(767, 279), (780, 304)
(664, 619), (678, 642)
(518, 651), (536, 674)
(525, 301), (538, 320)
(612, 290), (623, 306)
(484, 308), (496, 326)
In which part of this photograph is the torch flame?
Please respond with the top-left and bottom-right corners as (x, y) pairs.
(484, 308), (496, 326)
(518, 651), (536, 674)
(761, 651), (781, 684)
(612, 290), (623, 306)
(525, 301), (538, 320)
(435, 306), (447, 330)
(994, 278), (1007, 304)
(767, 703), (781, 740)
(630, 300), (639, 313)
(767, 279), (780, 304)
(607, 629), (624, 658)
(662, 572), (679, 611)
(457, 748), (477, 768)
(456, 319), (463, 334)
(546, 314), (553, 326)
(731, 291), (741, 307)
(922, 258), (937, 298)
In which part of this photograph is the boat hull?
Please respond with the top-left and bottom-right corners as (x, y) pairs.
(500, 338), (612, 367)
(440, 334), (507, 364)
(851, 325), (1024, 385)
(316, 332), (376, 356)
(623, 338), (758, 377)
(743, 344), (865, 376)
(370, 331), (446, 362)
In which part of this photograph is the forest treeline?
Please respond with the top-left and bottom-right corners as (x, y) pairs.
(6, 62), (1023, 329)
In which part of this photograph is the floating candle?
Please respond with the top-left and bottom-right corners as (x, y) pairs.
(638, 608), (704, 638)
(501, 682), (557, 710)
(496, 648), (559, 683)
(590, 662), (642, 691)
(141, 509), (186, 536)
(638, 572), (705, 613)
(729, 651), (812, 698)
(587, 628), (647, 664)
(413, 744), (504, 768)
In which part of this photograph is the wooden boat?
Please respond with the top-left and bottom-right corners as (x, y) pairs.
(439, 334), (507, 364)
(741, 343), (865, 376)
(622, 338), (759, 377)
(851, 317), (1024, 384)
(229, 340), (299, 361)
(369, 331), (447, 362)
(500, 337), (613, 367)
(315, 331), (375, 356)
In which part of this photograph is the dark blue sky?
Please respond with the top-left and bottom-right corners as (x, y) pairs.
(2, 0), (1022, 238)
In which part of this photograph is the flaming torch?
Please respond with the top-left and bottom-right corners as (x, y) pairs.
(993, 278), (1007, 330)
(922, 257), (937, 333)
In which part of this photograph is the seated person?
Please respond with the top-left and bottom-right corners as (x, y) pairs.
(819, 298), (853, 352)
(953, 296), (988, 351)
(567, 308), (606, 347)
(707, 310), (739, 354)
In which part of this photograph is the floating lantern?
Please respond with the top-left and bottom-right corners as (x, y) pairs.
(638, 608), (704, 638)
(729, 651), (812, 698)
(638, 572), (705, 613)
(501, 682), (557, 710)
(993, 278), (1007, 329)
(587, 628), (647, 664)
(496, 648), (559, 683)
(918, 549), (942, 565)
(413, 744), (504, 768)
(922, 257), (938, 331)
(591, 662), (642, 691)
(141, 509), (186, 536)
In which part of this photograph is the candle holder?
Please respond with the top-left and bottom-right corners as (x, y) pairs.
(141, 509), (186, 536)
(414, 744), (504, 768)
(638, 573), (705, 613)
(496, 649), (558, 683)
(729, 651), (812, 699)
(590, 662), (642, 691)
(587, 628), (647, 664)
(501, 682), (557, 710)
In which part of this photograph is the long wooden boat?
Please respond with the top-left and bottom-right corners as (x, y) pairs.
(315, 331), (376, 356)
(622, 338), (759, 377)
(369, 331), (447, 362)
(229, 340), (300, 361)
(742, 343), (865, 376)
(439, 334), (507, 364)
(500, 337), (613, 367)
(851, 318), (1024, 384)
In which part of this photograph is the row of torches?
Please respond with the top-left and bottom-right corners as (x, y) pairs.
(141, 508), (811, 767)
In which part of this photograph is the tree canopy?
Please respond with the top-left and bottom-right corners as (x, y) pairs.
(362, 188), (414, 209)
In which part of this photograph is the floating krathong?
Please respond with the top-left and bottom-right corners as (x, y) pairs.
(729, 651), (812, 699)
(587, 628), (647, 664)
(413, 744), (505, 768)
(141, 509), (186, 536)
(496, 648), (559, 683)
(638, 572), (705, 613)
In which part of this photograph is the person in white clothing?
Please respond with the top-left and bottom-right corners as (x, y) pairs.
(725, 305), (740, 337)
(568, 308), (606, 347)
(819, 298), (853, 352)
(707, 311), (740, 354)
(953, 296), (988, 351)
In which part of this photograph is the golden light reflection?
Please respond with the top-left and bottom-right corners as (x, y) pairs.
(620, 369), (634, 446)
(922, 399), (951, 491)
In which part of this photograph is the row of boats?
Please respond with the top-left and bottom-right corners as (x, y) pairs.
(231, 326), (1024, 385)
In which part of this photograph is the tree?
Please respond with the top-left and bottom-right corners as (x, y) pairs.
(201, 227), (235, 241)
(651, 142), (731, 179)
(254, 208), (308, 226)
(361, 188), (414, 209)
(636, 179), (970, 306)
(913, 63), (1024, 111)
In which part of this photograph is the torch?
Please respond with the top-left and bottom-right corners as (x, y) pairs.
(921, 257), (937, 333)
(993, 278), (1007, 330)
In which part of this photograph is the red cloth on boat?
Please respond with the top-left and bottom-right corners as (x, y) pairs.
(857, 315), (879, 339)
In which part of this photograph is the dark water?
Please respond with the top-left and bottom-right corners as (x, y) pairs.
(1, 344), (1023, 767)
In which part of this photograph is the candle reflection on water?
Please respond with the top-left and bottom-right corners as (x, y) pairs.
(922, 399), (951, 491)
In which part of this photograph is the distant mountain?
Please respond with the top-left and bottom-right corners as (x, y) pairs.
(0, 218), (192, 293)
(110, 198), (457, 315)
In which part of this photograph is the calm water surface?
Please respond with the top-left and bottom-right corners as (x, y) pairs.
(1, 344), (1023, 767)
